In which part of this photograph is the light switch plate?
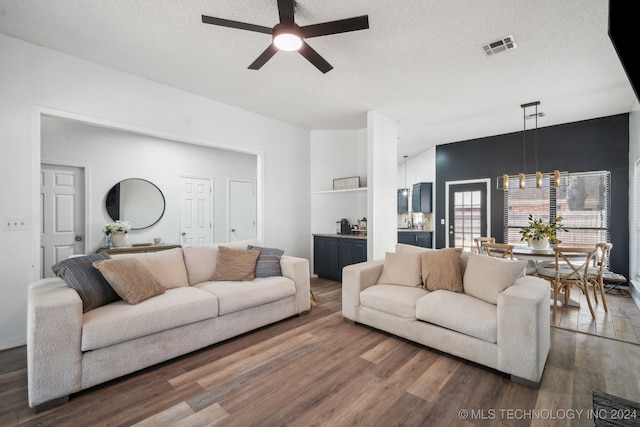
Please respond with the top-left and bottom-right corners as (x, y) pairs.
(2, 217), (30, 231)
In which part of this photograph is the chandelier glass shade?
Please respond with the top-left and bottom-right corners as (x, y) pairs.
(402, 155), (409, 197)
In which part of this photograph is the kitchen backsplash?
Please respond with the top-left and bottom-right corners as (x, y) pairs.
(397, 212), (434, 231)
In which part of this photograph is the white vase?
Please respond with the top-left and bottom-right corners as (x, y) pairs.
(110, 232), (127, 247)
(531, 237), (549, 250)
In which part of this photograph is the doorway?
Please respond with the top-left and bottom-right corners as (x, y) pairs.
(40, 164), (86, 278)
(446, 179), (490, 252)
(179, 176), (213, 245)
(228, 179), (257, 242)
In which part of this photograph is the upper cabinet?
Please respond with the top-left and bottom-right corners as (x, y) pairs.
(412, 182), (432, 213)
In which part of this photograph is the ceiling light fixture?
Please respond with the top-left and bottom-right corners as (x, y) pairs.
(402, 155), (409, 197)
(272, 24), (303, 51)
(501, 101), (561, 191)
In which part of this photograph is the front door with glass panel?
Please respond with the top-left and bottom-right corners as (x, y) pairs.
(448, 182), (488, 251)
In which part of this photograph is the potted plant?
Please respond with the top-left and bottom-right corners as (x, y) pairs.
(103, 220), (132, 247)
(519, 214), (567, 249)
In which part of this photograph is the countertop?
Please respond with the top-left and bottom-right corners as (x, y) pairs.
(313, 233), (367, 240)
(397, 228), (434, 233)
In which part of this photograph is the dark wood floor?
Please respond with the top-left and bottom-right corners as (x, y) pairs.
(2, 278), (640, 426)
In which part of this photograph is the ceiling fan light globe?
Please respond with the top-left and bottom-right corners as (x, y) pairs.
(274, 33), (302, 51)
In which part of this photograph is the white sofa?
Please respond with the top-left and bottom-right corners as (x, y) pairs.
(27, 240), (310, 408)
(342, 244), (550, 385)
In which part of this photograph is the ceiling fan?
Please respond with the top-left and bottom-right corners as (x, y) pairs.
(201, 0), (369, 73)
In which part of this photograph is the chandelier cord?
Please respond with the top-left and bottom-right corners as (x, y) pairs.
(522, 106), (526, 174)
(534, 103), (538, 174)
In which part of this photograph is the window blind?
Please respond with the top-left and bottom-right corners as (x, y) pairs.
(504, 171), (610, 248)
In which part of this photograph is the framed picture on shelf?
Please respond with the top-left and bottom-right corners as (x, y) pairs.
(333, 176), (360, 190)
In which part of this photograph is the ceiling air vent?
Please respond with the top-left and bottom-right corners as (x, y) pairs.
(481, 35), (516, 57)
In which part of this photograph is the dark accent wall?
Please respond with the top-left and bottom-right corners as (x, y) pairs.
(435, 114), (629, 279)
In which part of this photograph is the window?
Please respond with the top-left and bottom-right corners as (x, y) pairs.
(504, 171), (610, 247)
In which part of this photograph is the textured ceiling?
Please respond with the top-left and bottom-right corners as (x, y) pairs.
(0, 0), (636, 159)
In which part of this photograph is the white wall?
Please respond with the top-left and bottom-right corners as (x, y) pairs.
(397, 147), (436, 190)
(628, 108), (640, 307)
(0, 34), (310, 350)
(310, 129), (367, 233)
(367, 111), (398, 260)
(41, 116), (257, 250)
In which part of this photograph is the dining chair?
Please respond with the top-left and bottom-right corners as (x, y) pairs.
(537, 245), (598, 318)
(588, 242), (613, 312)
(483, 243), (514, 259)
(473, 237), (495, 254)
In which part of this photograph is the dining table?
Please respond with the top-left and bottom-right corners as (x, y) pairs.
(507, 244), (591, 309)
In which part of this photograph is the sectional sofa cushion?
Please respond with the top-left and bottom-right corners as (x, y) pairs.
(395, 243), (432, 253)
(421, 248), (463, 292)
(51, 252), (120, 312)
(195, 276), (296, 315)
(81, 287), (219, 351)
(93, 257), (165, 304)
(416, 290), (498, 343)
(360, 284), (429, 319)
(376, 251), (422, 287)
(182, 244), (220, 285)
(182, 240), (261, 285)
(462, 253), (527, 304)
(211, 246), (261, 281)
(248, 245), (284, 278)
(113, 248), (189, 289)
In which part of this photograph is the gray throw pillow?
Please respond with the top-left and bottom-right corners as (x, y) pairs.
(248, 245), (284, 278)
(51, 253), (120, 312)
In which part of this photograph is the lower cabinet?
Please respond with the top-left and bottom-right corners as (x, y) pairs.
(314, 235), (367, 281)
(398, 231), (433, 248)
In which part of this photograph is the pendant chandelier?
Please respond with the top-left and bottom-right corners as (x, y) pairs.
(502, 101), (560, 190)
(402, 155), (409, 197)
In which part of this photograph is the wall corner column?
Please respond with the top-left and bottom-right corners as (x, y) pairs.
(367, 111), (398, 260)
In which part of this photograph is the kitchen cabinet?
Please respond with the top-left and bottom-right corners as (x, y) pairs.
(412, 182), (433, 213)
(397, 231), (432, 248)
(397, 189), (409, 214)
(313, 235), (367, 281)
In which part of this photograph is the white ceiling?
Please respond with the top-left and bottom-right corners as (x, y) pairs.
(0, 0), (636, 160)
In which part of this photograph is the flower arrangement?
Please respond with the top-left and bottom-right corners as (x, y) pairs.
(103, 220), (132, 236)
(519, 214), (567, 242)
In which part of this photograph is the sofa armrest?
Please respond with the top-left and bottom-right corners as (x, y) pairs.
(280, 255), (311, 313)
(341, 260), (384, 321)
(497, 276), (550, 384)
(27, 278), (83, 407)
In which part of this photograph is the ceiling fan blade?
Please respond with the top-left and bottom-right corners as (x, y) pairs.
(202, 15), (272, 34)
(277, 0), (295, 25)
(299, 42), (333, 74)
(248, 44), (279, 70)
(302, 15), (369, 38)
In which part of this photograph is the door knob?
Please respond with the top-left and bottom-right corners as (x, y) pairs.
(231, 228), (236, 232)
(181, 232), (186, 236)
(75, 235), (83, 242)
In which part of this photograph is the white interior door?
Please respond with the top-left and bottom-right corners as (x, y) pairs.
(229, 179), (256, 242)
(179, 176), (213, 245)
(40, 164), (85, 278)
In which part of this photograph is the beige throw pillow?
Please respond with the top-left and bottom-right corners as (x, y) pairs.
(376, 251), (422, 288)
(92, 258), (165, 304)
(462, 253), (527, 304)
(421, 248), (463, 292)
(211, 246), (260, 281)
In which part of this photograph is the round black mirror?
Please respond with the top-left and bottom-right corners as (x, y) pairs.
(105, 178), (165, 230)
